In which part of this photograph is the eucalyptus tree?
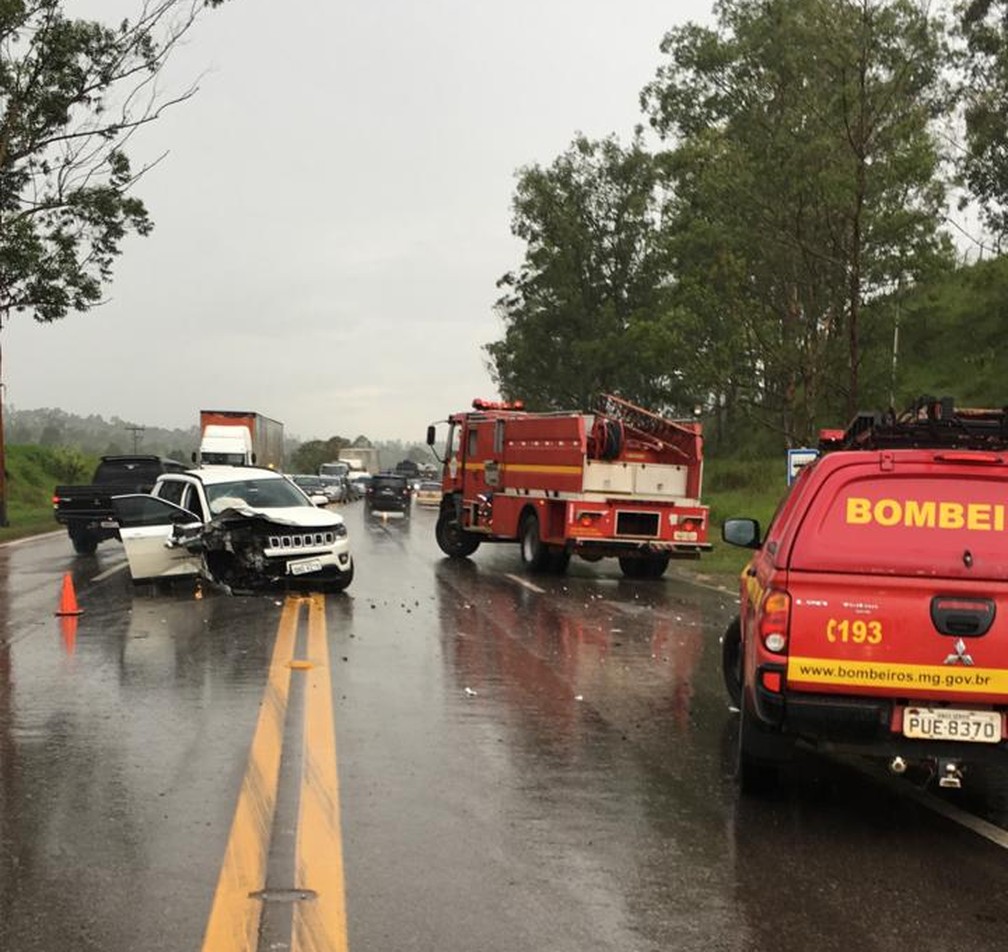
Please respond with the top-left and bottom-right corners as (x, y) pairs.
(0, 0), (229, 525)
(486, 132), (697, 414)
(642, 0), (954, 444)
(958, 0), (1008, 241)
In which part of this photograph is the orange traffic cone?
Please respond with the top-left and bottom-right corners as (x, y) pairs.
(55, 572), (83, 617)
(59, 614), (79, 654)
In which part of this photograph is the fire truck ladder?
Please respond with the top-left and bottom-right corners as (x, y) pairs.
(594, 394), (700, 462)
(830, 395), (1008, 452)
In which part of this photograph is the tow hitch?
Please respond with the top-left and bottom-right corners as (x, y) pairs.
(889, 756), (964, 789)
(938, 759), (963, 789)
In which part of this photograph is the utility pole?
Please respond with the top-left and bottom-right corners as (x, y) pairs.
(126, 425), (145, 453)
(0, 382), (7, 528)
(889, 279), (902, 409)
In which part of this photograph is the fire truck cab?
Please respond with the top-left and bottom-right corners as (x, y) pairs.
(425, 395), (711, 577)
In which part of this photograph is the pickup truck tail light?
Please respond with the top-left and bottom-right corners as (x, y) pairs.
(758, 590), (791, 654)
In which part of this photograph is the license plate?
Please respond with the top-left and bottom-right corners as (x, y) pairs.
(903, 707), (1002, 743)
(288, 557), (323, 577)
(100, 519), (118, 529)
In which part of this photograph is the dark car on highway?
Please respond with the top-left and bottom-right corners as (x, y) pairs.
(289, 474), (332, 503)
(365, 473), (411, 519)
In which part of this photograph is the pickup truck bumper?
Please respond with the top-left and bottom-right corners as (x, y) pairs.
(752, 671), (1008, 766)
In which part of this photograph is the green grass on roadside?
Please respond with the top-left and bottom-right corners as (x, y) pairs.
(699, 455), (789, 578)
(0, 444), (98, 544)
(0, 512), (60, 544)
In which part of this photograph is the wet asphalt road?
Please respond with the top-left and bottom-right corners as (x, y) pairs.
(2, 504), (1008, 951)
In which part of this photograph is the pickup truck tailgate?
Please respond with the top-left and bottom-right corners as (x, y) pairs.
(785, 572), (1008, 704)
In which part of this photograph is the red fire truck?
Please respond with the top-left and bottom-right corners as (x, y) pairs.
(424, 395), (711, 577)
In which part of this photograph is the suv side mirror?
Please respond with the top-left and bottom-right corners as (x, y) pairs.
(722, 518), (761, 549)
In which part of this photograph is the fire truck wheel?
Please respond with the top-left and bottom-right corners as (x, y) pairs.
(435, 511), (481, 557)
(519, 512), (551, 571)
(644, 554), (670, 578)
(618, 557), (647, 579)
(721, 616), (742, 708)
(548, 549), (570, 573)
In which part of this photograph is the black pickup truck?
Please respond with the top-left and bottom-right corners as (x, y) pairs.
(53, 455), (188, 554)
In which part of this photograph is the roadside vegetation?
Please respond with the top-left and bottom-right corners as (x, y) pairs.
(0, 2), (235, 526)
(0, 445), (98, 544)
(485, 0), (1008, 459)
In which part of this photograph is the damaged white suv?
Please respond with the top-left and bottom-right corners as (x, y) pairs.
(112, 466), (354, 593)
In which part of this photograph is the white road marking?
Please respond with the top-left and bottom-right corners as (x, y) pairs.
(841, 756), (1008, 850)
(504, 574), (545, 594)
(907, 788), (1008, 849)
(0, 530), (64, 549)
(91, 561), (129, 582)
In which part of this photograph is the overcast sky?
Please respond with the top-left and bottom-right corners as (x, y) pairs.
(5, 0), (714, 443)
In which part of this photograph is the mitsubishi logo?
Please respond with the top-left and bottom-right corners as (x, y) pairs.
(943, 638), (974, 666)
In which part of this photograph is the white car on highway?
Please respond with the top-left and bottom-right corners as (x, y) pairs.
(112, 466), (354, 593)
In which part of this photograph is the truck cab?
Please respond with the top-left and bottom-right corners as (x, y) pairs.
(197, 424), (254, 466)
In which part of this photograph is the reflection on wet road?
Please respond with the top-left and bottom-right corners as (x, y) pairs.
(2, 512), (1008, 950)
(201, 593), (349, 952)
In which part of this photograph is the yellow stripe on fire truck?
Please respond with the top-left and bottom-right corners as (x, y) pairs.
(462, 462), (584, 476)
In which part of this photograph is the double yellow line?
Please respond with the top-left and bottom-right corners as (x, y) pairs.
(201, 593), (348, 952)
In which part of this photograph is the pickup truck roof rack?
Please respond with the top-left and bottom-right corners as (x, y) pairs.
(820, 395), (1008, 452)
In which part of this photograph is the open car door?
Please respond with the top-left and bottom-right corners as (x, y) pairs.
(111, 494), (205, 581)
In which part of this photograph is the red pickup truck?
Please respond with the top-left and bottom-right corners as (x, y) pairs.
(722, 397), (1008, 794)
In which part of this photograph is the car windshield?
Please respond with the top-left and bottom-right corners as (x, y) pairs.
(205, 478), (311, 514)
(94, 458), (168, 482)
(202, 452), (249, 466)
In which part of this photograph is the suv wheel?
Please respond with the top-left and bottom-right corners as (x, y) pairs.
(328, 561), (354, 593)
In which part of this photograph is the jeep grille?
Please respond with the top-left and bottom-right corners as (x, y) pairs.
(267, 532), (337, 549)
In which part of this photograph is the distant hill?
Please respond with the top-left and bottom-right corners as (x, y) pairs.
(1, 406), (438, 471)
(3, 407), (202, 461)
